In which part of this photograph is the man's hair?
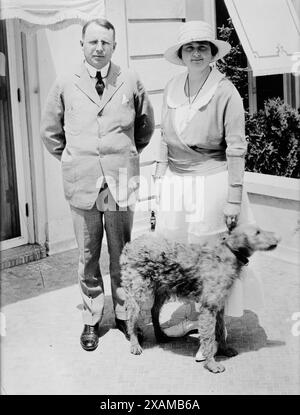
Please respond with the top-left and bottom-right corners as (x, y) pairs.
(82, 18), (116, 41)
(177, 41), (218, 59)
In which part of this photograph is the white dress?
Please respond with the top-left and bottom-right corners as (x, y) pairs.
(156, 169), (265, 322)
(155, 71), (265, 333)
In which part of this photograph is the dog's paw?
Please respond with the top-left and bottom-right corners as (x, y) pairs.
(130, 344), (143, 355)
(216, 346), (238, 357)
(204, 360), (225, 373)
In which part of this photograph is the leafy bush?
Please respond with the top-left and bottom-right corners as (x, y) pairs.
(216, 18), (249, 110)
(245, 98), (300, 178)
(216, 19), (300, 178)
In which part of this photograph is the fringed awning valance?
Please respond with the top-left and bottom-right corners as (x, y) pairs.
(0, 0), (105, 31)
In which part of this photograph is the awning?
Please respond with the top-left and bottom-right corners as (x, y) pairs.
(0, 0), (105, 31)
(224, 0), (300, 76)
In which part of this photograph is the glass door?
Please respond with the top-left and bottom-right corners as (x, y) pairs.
(0, 20), (31, 250)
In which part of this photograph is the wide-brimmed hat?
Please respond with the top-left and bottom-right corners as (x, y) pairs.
(164, 20), (231, 66)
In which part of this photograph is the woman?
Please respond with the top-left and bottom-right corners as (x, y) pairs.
(153, 21), (265, 358)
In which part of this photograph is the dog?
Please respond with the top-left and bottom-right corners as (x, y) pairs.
(120, 224), (280, 373)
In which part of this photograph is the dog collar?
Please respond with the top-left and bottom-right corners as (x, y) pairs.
(225, 243), (249, 266)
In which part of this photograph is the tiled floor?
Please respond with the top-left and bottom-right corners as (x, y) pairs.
(0, 241), (299, 395)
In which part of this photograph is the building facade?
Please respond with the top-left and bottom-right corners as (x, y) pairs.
(0, 0), (299, 261)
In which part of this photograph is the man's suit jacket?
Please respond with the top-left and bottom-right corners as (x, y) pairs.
(40, 62), (155, 209)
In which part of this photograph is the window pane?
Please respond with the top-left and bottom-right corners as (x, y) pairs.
(0, 21), (21, 241)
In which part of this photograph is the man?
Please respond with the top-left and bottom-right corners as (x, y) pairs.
(40, 18), (155, 351)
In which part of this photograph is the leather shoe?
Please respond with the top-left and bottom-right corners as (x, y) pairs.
(115, 318), (130, 340)
(80, 324), (99, 351)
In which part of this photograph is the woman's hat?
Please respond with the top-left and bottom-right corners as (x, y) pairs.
(164, 20), (231, 66)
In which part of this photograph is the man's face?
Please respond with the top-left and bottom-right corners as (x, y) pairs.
(81, 23), (116, 69)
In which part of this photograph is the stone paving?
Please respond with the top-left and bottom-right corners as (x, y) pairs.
(0, 240), (299, 395)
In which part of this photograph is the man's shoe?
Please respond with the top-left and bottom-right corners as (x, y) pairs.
(115, 318), (130, 340)
(80, 324), (99, 351)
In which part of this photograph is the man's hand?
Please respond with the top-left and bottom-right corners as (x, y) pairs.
(223, 202), (241, 231)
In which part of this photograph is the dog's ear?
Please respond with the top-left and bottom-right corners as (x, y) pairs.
(227, 229), (254, 258)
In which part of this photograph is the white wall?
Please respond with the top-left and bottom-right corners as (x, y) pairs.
(292, 0), (300, 17)
(35, 1), (133, 254)
(105, 0), (128, 68)
(34, 0), (300, 256)
(245, 173), (300, 264)
(36, 24), (83, 254)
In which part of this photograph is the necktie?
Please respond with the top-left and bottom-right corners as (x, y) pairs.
(95, 71), (105, 97)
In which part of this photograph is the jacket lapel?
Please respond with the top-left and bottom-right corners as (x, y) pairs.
(75, 63), (101, 107)
(98, 62), (124, 112)
(75, 62), (124, 110)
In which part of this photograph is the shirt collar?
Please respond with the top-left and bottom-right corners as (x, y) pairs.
(85, 61), (110, 79)
(166, 66), (225, 109)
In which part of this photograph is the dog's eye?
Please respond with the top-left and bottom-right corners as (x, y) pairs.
(256, 230), (260, 235)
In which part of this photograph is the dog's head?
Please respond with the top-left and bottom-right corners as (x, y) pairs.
(224, 224), (281, 258)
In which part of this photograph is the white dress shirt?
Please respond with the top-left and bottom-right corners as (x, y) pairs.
(84, 61), (110, 86)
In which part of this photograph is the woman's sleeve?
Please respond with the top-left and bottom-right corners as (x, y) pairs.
(224, 85), (248, 204)
(153, 83), (169, 178)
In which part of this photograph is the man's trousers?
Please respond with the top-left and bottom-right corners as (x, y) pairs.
(70, 185), (134, 326)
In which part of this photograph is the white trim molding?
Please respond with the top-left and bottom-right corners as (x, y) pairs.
(245, 172), (300, 264)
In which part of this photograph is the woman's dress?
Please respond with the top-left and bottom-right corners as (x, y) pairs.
(154, 67), (264, 326)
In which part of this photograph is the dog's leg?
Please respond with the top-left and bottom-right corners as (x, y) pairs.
(126, 296), (143, 355)
(151, 292), (171, 343)
(197, 307), (225, 373)
(215, 308), (238, 357)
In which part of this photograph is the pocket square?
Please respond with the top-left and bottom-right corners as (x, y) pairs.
(122, 94), (129, 104)
(66, 105), (74, 113)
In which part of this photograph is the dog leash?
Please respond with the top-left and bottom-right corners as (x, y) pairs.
(150, 210), (156, 231)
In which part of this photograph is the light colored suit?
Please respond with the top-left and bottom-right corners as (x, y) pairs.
(41, 62), (154, 325)
(41, 62), (155, 209)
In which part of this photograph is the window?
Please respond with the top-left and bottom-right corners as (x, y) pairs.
(256, 75), (284, 110)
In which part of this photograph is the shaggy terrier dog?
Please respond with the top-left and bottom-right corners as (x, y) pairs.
(120, 224), (280, 373)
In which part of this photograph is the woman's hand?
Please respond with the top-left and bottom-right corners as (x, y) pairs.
(224, 202), (241, 231)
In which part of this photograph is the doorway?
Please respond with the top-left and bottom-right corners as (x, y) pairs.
(0, 20), (33, 251)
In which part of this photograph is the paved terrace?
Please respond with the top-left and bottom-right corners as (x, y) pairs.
(0, 216), (299, 395)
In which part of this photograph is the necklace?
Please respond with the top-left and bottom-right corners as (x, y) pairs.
(186, 69), (211, 108)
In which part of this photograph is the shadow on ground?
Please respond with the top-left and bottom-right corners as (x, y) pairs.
(0, 246), (109, 306)
(96, 296), (286, 361)
(151, 311), (285, 359)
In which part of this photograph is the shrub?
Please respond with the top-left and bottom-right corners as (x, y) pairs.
(216, 18), (249, 110)
(216, 19), (300, 178)
(245, 98), (300, 178)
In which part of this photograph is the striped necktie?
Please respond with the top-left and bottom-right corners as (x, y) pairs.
(95, 71), (105, 97)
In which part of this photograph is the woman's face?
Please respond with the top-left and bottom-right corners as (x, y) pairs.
(181, 41), (213, 71)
